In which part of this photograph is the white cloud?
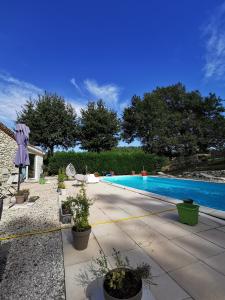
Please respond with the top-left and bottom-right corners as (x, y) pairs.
(0, 73), (43, 124)
(70, 78), (84, 96)
(66, 97), (84, 116)
(203, 2), (225, 79)
(70, 77), (122, 110)
(0, 72), (84, 126)
(84, 79), (120, 104)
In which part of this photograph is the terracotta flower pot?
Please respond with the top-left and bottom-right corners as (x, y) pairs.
(23, 192), (29, 201)
(141, 170), (148, 176)
(71, 227), (91, 250)
(15, 195), (25, 204)
(103, 268), (142, 300)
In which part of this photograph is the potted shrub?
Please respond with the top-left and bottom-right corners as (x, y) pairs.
(15, 190), (25, 204)
(22, 189), (30, 201)
(70, 185), (93, 250)
(176, 200), (199, 226)
(89, 249), (154, 300)
(61, 197), (72, 224)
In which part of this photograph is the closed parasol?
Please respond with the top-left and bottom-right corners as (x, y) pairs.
(14, 123), (30, 191)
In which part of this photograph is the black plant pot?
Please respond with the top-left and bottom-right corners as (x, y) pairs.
(183, 199), (194, 205)
(103, 268), (142, 300)
(71, 226), (91, 250)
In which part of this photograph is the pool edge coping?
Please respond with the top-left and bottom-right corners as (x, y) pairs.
(100, 179), (225, 222)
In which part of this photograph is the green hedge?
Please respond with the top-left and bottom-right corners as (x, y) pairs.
(48, 150), (167, 175)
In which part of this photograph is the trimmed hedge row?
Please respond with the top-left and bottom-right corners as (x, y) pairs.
(47, 150), (167, 175)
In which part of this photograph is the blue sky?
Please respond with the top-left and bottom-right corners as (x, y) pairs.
(1, 0), (225, 140)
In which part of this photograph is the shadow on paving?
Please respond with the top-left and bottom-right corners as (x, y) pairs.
(94, 193), (173, 212)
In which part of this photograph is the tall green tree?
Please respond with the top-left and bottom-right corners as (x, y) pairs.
(79, 100), (120, 152)
(17, 92), (78, 155)
(122, 83), (225, 157)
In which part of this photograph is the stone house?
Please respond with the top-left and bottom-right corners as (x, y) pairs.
(0, 122), (44, 181)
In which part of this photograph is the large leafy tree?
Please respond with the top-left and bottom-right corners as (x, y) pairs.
(122, 83), (225, 157)
(17, 92), (78, 155)
(79, 100), (120, 152)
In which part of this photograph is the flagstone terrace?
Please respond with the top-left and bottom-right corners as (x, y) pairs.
(1, 178), (225, 299)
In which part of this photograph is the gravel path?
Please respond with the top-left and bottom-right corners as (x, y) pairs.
(0, 178), (65, 300)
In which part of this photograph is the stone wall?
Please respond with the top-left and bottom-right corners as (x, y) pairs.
(0, 129), (17, 172)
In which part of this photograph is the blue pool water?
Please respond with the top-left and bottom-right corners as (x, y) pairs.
(103, 176), (225, 211)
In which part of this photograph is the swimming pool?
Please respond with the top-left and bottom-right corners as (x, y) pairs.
(103, 176), (225, 211)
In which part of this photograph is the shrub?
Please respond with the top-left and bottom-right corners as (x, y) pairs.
(58, 182), (66, 189)
(48, 150), (167, 175)
(69, 185), (93, 231)
(58, 167), (67, 182)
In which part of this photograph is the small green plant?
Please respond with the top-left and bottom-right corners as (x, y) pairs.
(39, 173), (46, 184)
(58, 167), (67, 182)
(70, 185), (93, 231)
(58, 182), (66, 189)
(87, 248), (154, 298)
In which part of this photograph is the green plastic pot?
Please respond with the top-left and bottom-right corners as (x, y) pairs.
(176, 203), (199, 226)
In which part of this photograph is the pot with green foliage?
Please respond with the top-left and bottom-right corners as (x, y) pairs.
(89, 249), (154, 300)
(70, 185), (92, 250)
(15, 191), (25, 204)
(61, 198), (72, 224)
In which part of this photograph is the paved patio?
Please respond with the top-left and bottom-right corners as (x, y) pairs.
(63, 181), (225, 300)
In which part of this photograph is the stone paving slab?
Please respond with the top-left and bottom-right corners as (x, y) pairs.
(203, 252), (225, 276)
(142, 239), (197, 272)
(65, 260), (91, 300)
(197, 228), (225, 248)
(148, 220), (192, 240)
(173, 233), (225, 259)
(150, 272), (189, 300)
(218, 226), (225, 232)
(95, 230), (138, 256)
(92, 222), (121, 237)
(117, 219), (166, 247)
(170, 262), (225, 300)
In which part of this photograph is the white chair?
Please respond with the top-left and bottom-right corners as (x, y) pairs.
(86, 174), (100, 184)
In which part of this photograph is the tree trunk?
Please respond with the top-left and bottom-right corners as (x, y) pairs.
(48, 146), (54, 157)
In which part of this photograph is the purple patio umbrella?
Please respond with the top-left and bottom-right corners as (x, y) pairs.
(14, 123), (30, 191)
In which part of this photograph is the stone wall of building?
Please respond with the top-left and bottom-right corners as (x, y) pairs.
(0, 129), (17, 172)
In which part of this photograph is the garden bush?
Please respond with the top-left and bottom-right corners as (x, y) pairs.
(48, 149), (167, 175)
